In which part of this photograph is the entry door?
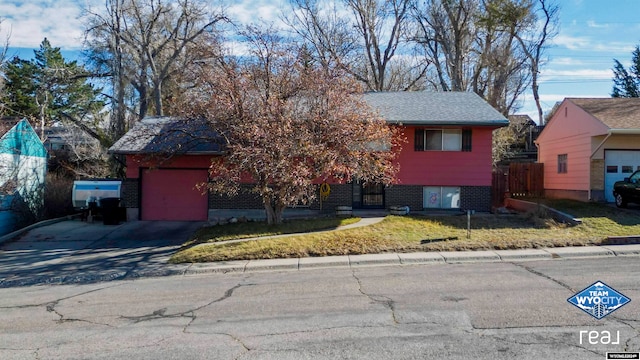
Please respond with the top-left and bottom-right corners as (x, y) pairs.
(361, 183), (385, 208)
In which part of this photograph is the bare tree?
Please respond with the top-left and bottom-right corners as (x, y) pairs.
(412, 0), (557, 115)
(84, 0), (227, 126)
(412, 0), (477, 91)
(286, 0), (425, 91)
(514, 0), (559, 124)
(0, 18), (10, 117)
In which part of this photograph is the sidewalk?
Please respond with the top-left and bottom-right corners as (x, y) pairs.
(182, 244), (640, 275)
(199, 217), (386, 247)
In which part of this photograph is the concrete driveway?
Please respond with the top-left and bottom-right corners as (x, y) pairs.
(0, 220), (204, 288)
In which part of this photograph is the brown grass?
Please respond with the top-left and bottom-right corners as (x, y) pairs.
(170, 200), (640, 263)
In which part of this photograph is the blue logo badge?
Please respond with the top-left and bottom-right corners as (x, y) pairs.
(567, 281), (631, 320)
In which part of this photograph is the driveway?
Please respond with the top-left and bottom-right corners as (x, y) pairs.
(0, 220), (204, 288)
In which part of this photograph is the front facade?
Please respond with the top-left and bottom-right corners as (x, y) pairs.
(536, 98), (640, 202)
(110, 92), (507, 221)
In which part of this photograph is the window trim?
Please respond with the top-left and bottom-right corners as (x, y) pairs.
(415, 128), (469, 152)
(423, 186), (461, 209)
(557, 154), (568, 174)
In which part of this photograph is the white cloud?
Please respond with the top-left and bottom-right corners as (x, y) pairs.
(227, 1), (284, 27)
(586, 20), (609, 29)
(0, 0), (90, 49)
(551, 34), (635, 54)
(550, 57), (585, 66)
(541, 68), (613, 80)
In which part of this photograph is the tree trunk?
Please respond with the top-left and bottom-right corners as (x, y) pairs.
(153, 80), (163, 116)
(263, 196), (285, 225)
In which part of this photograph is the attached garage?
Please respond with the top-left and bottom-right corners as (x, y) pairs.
(141, 169), (209, 221)
(108, 117), (224, 221)
(536, 98), (640, 202)
(604, 150), (640, 202)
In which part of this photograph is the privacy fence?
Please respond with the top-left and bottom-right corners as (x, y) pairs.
(492, 163), (544, 207)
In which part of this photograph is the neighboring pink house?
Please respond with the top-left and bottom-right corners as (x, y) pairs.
(109, 92), (507, 221)
(536, 98), (640, 202)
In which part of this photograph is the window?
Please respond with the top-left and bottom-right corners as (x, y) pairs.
(423, 187), (460, 209)
(607, 166), (618, 173)
(557, 154), (567, 173)
(622, 166), (634, 173)
(426, 130), (443, 150)
(415, 129), (470, 151)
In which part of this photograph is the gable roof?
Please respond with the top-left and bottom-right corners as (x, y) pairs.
(108, 117), (225, 155)
(568, 98), (640, 129)
(0, 119), (47, 158)
(362, 91), (508, 127)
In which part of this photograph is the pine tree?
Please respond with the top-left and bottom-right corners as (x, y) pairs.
(612, 46), (640, 97)
(3, 38), (105, 138)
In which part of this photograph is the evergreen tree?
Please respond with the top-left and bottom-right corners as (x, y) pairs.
(3, 38), (105, 138)
(612, 46), (640, 98)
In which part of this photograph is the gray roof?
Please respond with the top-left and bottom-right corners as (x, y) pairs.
(108, 117), (225, 155)
(362, 91), (508, 126)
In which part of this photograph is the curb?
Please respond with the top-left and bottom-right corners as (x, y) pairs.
(0, 214), (81, 246)
(180, 244), (640, 275)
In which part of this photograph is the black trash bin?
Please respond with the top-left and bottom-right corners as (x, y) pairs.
(101, 198), (121, 225)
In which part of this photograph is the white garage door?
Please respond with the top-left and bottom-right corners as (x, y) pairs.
(604, 150), (640, 202)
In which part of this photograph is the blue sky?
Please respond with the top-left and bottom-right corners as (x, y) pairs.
(1, 0), (639, 122)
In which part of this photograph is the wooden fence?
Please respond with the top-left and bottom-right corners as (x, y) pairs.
(492, 163), (544, 207)
(492, 171), (507, 207)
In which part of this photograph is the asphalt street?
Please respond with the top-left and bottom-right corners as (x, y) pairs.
(0, 220), (204, 287)
(1, 257), (639, 359)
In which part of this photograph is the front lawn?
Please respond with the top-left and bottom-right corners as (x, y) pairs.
(170, 200), (640, 263)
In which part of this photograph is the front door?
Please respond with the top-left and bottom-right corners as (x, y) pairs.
(359, 182), (385, 208)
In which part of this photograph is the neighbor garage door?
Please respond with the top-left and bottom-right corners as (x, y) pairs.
(604, 150), (640, 202)
(141, 169), (209, 221)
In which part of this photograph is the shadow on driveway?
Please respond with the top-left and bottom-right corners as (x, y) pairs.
(0, 220), (204, 288)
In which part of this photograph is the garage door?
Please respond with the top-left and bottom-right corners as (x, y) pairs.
(141, 169), (209, 221)
(604, 150), (640, 202)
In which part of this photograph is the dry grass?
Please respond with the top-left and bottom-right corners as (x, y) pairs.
(183, 217), (361, 248)
(170, 200), (640, 263)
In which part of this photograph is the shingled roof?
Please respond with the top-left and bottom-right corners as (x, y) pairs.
(568, 98), (640, 129)
(362, 91), (508, 126)
(108, 117), (225, 155)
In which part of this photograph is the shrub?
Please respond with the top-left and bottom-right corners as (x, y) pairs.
(43, 174), (75, 219)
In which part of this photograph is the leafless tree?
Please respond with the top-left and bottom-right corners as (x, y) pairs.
(83, 0), (227, 133)
(412, 0), (557, 115)
(514, 0), (559, 124)
(286, 0), (426, 91)
(0, 18), (10, 117)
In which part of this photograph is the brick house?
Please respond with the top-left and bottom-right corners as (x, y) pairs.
(536, 97), (640, 202)
(109, 92), (507, 221)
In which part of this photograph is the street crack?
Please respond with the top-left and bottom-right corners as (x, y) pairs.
(122, 282), (255, 325)
(510, 262), (576, 292)
(351, 269), (398, 325)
